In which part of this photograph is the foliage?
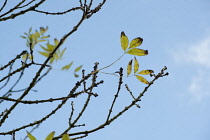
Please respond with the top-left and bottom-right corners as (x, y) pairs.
(0, 0), (168, 140)
(20, 27), (82, 76)
(120, 32), (153, 84)
(27, 131), (70, 140)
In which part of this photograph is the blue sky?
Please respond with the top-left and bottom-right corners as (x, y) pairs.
(0, 0), (210, 140)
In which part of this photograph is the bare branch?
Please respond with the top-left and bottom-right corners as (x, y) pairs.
(0, 0), (7, 12)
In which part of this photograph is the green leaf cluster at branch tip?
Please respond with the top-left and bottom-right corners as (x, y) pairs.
(27, 131), (70, 140)
(21, 27), (82, 77)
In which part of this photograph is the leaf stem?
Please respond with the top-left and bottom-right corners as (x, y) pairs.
(99, 52), (126, 71)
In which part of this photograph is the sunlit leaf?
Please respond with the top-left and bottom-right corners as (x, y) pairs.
(127, 59), (132, 76)
(20, 36), (27, 39)
(46, 43), (56, 52)
(121, 31), (129, 51)
(22, 54), (28, 61)
(38, 51), (49, 57)
(29, 27), (32, 33)
(62, 62), (73, 70)
(35, 30), (40, 38)
(74, 65), (82, 72)
(41, 35), (50, 39)
(135, 75), (149, 84)
(29, 54), (33, 61)
(74, 73), (79, 77)
(126, 48), (148, 56)
(134, 57), (139, 74)
(62, 134), (70, 140)
(60, 48), (66, 58)
(54, 38), (59, 46)
(129, 37), (143, 48)
(27, 131), (36, 140)
(54, 53), (59, 60)
(49, 57), (54, 63)
(40, 27), (48, 35)
(138, 70), (154, 75)
(37, 40), (46, 43)
(40, 45), (50, 52)
(45, 131), (55, 140)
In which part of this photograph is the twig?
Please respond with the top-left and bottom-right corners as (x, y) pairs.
(60, 63), (100, 136)
(0, 0), (46, 21)
(0, 62), (13, 90)
(33, 7), (82, 15)
(18, 0), (36, 9)
(106, 67), (123, 122)
(0, 0), (7, 12)
(71, 134), (88, 140)
(125, 84), (140, 108)
(0, 0), (27, 18)
(69, 101), (75, 126)
(23, 124), (40, 140)
(0, 4), (87, 128)
(0, 62), (32, 83)
(0, 50), (27, 70)
(53, 66), (168, 139)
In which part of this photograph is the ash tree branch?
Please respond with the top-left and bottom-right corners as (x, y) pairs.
(60, 62), (101, 136)
(106, 67), (123, 122)
(0, 0), (7, 12)
(0, 0), (46, 21)
(0, 3), (87, 127)
(52, 66), (168, 140)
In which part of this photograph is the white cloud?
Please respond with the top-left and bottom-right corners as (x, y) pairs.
(173, 36), (210, 101)
(188, 69), (210, 101)
(174, 37), (210, 67)
(185, 38), (210, 67)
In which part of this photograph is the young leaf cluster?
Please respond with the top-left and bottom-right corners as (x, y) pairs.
(21, 27), (82, 77)
(21, 27), (49, 49)
(62, 62), (82, 77)
(121, 32), (153, 84)
(27, 131), (70, 140)
(38, 38), (66, 64)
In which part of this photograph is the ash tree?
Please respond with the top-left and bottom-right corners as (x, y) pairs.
(0, 0), (168, 140)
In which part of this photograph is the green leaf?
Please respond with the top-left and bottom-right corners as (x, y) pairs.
(138, 70), (154, 75)
(41, 35), (50, 39)
(126, 48), (148, 56)
(37, 40), (46, 43)
(22, 54), (28, 61)
(29, 27), (32, 34)
(27, 131), (36, 140)
(40, 45), (50, 52)
(62, 134), (70, 140)
(54, 53), (59, 60)
(20, 36), (27, 39)
(121, 31), (129, 51)
(74, 65), (82, 72)
(54, 38), (59, 46)
(46, 43), (56, 52)
(127, 59), (132, 76)
(135, 75), (149, 84)
(60, 48), (66, 58)
(134, 57), (139, 74)
(45, 131), (55, 140)
(35, 30), (40, 38)
(62, 62), (73, 70)
(49, 57), (55, 63)
(38, 51), (49, 57)
(129, 37), (143, 48)
(74, 73), (79, 77)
